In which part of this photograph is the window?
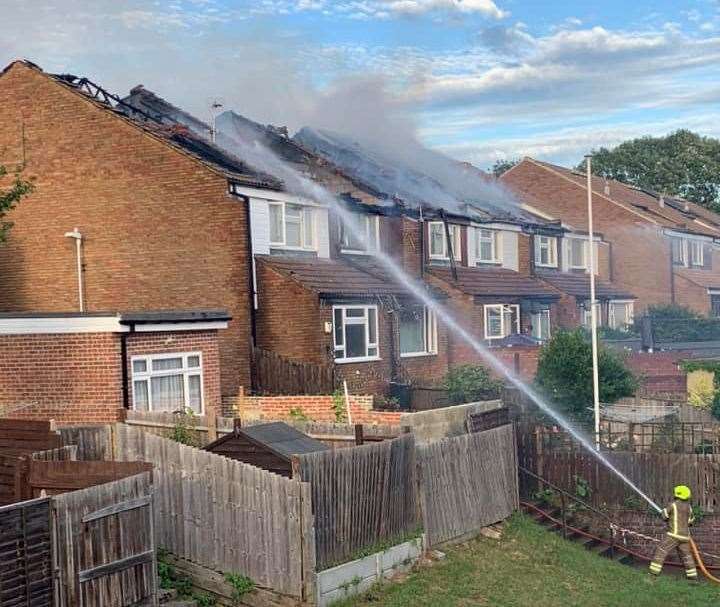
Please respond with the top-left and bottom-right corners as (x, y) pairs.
(531, 309), (551, 341)
(340, 214), (379, 254)
(269, 202), (315, 249)
(579, 303), (603, 328)
(671, 238), (686, 266)
(333, 305), (379, 362)
(131, 352), (203, 413)
(534, 236), (558, 267)
(399, 305), (437, 357)
(475, 228), (500, 264)
(690, 240), (704, 267)
(568, 238), (587, 269)
(608, 301), (634, 330)
(428, 222), (462, 261)
(711, 295), (720, 318)
(484, 304), (520, 340)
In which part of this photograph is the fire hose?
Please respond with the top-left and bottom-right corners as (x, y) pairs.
(690, 538), (720, 585)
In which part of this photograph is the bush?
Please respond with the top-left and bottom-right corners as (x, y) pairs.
(442, 364), (503, 405)
(638, 304), (720, 342)
(535, 329), (638, 421)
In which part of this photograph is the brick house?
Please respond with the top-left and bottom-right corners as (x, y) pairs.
(502, 158), (720, 317)
(0, 310), (228, 424)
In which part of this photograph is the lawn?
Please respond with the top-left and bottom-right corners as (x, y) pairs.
(335, 513), (720, 607)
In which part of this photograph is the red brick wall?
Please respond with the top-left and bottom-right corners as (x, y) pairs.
(673, 274), (711, 315)
(0, 62), (253, 399)
(0, 332), (123, 424)
(503, 161), (673, 314)
(626, 351), (687, 397)
(125, 330), (222, 415)
(237, 394), (402, 425)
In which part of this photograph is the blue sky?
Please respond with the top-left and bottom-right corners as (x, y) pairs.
(2, 0), (719, 169)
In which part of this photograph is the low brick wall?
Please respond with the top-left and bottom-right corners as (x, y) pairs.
(234, 394), (403, 425)
(626, 351), (688, 398)
(612, 510), (720, 566)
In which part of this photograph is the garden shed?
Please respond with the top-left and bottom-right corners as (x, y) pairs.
(204, 421), (329, 476)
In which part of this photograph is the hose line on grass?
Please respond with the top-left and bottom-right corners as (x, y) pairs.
(690, 539), (720, 585)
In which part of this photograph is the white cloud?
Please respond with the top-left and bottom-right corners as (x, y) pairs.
(379, 0), (507, 18)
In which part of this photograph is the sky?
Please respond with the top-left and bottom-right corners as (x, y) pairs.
(1, 0), (719, 169)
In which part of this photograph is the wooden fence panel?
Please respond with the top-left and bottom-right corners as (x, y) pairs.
(113, 424), (313, 599)
(298, 434), (419, 570)
(54, 472), (156, 607)
(0, 497), (53, 607)
(253, 346), (335, 395)
(59, 425), (114, 461)
(417, 424), (518, 547)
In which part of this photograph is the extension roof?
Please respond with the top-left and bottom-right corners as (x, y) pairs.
(256, 255), (415, 297)
(205, 422), (329, 460)
(534, 270), (635, 301)
(522, 158), (720, 239)
(428, 267), (559, 299)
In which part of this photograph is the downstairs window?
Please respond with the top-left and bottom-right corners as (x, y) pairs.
(333, 305), (379, 362)
(131, 352), (203, 413)
(484, 304), (520, 340)
(399, 305), (438, 357)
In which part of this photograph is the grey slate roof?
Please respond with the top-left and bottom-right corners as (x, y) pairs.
(535, 270), (635, 300)
(239, 422), (329, 458)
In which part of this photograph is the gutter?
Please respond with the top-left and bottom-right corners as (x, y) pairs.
(120, 328), (131, 409)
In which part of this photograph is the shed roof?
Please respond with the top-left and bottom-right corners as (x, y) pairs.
(206, 422), (329, 460)
(429, 267), (559, 298)
(535, 270), (635, 301)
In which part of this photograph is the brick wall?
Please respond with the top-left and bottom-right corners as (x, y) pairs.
(0, 62), (253, 399)
(673, 273), (712, 315)
(0, 332), (123, 424)
(626, 351), (688, 397)
(125, 330), (222, 415)
(235, 394), (402, 425)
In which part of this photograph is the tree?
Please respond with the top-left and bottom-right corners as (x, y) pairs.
(442, 364), (504, 405)
(491, 158), (520, 177)
(578, 130), (720, 211)
(535, 329), (638, 421)
(0, 165), (33, 242)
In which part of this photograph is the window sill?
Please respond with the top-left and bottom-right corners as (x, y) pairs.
(334, 356), (382, 364)
(400, 352), (437, 359)
(341, 249), (376, 256)
(475, 261), (502, 267)
(535, 263), (558, 269)
(269, 244), (317, 253)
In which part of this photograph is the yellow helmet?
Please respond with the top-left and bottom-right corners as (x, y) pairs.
(674, 485), (691, 501)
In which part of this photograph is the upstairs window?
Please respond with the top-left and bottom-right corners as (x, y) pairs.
(269, 202), (315, 250)
(608, 300), (634, 330)
(475, 228), (501, 264)
(428, 222), (462, 261)
(340, 214), (380, 254)
(534, 236), (558, 268)
(333, 305), (379, 363)
(131, 353), (203, 414)
(484, 304), (520, 340)
(568, 238), (587, 269)
(531, 309), (551, 341)
(399, 305), (438, 357)
(690, 240), (704, 267)
(671, 238), (686, 266)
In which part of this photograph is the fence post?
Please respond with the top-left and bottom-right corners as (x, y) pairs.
(560, 492), (567, 539)
(207, 410), (217, 442)
(354, 424), (364, 446)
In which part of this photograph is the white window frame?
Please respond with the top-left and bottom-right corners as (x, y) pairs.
(567, 238), (587, 270)
(671, 237), (687, 266)
(130, 351), (204, 414)
(399, 305), (438, 358)
(608, 300), (635, 330)
(535, 235), (558, 268)
(428, 222), (462, 261)
(340, 214), (380, 255)
(484, 304), (520, 340)
(475, 228), (501, 264)
(332, 305), (380, 363)
(690, 240), (704, 267)
(531, 309), (551, 341)
(269, 201), (316, 250)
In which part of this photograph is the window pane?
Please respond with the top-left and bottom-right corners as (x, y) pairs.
(400, 306), (425, 354)
(285, 219), (301, 247)
(334, 308), (344, 347)
(132, 359), (147, 373)
(150, 375), (185, 412)
(341, 214), (365, 250)
(503, 306), (518, 337)
(346, 308), (365, 318)
(368, 308), (377, 345)
(152, 357), (183, 371)
(345, 324), (367, 358)
(303, 207), (314, 247)
(187, 355), (200, 368)
(133, 380), (149, 411)
(486, 307), (502, 338)
(269, 204), (283, 243)
(570, 240), (585, 267)
(430, 224), (445, 256)
(188, 375), (202, 413)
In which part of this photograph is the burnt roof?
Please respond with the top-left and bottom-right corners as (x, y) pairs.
(257, 255), (415, 297)
(206, 422), (329, 459)
(535, 270), (635, 301)
(429, 267), (559, 298)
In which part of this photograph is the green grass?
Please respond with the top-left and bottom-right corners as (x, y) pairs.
(335, 513), (720, 607)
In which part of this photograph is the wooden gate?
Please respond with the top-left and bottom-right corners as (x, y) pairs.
(54, 473), (157, 607)
(0, 497), (54, 607)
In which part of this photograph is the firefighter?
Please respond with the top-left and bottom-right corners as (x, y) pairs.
(648, 485), (698, 581)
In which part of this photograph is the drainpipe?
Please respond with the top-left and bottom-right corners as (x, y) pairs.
(120, 327), (131, 409)
(418, 206), (425, 278)
(64, 228), (84, 312)
(669, 238), (676, 304)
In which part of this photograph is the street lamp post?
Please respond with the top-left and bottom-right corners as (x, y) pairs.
(585, 155), (601, 450)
